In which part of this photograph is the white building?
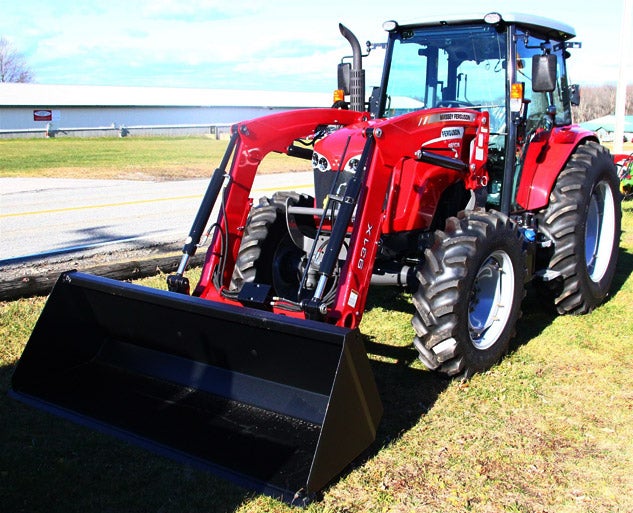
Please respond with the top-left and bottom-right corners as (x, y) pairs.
(0, 83), (333, 138)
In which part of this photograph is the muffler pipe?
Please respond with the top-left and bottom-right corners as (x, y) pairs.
(339, 23), (365, 112)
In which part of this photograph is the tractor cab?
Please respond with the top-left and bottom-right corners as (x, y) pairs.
(341, 12), (580, 212)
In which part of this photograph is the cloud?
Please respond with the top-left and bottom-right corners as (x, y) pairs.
(3, 0), (630, 89)
(20, 2), (357, 89)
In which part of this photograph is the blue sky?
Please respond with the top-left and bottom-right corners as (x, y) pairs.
(1, 0), (631, 91)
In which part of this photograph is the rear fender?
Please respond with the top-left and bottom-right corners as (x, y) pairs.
(515, 126), (598, 211)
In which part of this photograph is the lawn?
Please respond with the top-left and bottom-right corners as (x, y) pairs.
(0, 136), (308, 180)
(0, 203), (631, 512)
(1, 135), (632, 512)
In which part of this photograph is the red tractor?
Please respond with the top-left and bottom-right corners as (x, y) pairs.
(12, 12), (621, 504)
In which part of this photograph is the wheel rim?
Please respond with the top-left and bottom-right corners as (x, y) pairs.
(272, 238), (304, 300)
(468, 250), (515, 350)
(585, 181), (616, 283)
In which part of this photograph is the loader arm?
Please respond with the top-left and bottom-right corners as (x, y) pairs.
(195, 107), (491, 329)
(192, 108), (369, 299)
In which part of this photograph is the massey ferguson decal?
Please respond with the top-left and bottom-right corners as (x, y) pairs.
(419, 111), (477, 125)
(440, 127), (465, 139)
(421, 126), (466, 150)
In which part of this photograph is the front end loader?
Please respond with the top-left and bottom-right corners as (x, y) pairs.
(11, 12), (622, 504)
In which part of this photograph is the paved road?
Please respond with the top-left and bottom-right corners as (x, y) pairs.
(0, 172), (314, 264)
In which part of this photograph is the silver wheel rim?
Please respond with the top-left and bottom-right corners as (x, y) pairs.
(585, 181), (616, 283)
(468, 250), (515, 350)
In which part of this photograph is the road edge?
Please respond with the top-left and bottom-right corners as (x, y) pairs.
(0, 244), (206, 301)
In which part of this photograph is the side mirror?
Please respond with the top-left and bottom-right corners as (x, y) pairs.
(369, 86), (381, 117)
(338, 63), (351, 95)
(532, 54), (557, 92)
(569, 84), (581, 106)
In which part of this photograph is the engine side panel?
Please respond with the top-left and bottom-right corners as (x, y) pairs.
(314, 108), (489, 235)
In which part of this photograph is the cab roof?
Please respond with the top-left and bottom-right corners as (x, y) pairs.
(394, 12), (576, 41)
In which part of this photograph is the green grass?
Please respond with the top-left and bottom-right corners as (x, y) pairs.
(0, 136), (308, 180)
(1, 204), (632, 512)
(1, 135), (632, 511)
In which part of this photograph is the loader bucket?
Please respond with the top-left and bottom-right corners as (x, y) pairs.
(10, 271), (382, 503)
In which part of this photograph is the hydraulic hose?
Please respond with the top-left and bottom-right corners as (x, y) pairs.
(168, 130), (238, 293)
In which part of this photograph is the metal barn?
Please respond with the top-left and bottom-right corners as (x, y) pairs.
(0, 83), (332, 138)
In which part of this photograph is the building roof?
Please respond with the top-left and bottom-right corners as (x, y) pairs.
(0, 83), (333, 109)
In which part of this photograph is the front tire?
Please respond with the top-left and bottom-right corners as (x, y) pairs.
(230, 192), (308, 301)
(537, 141), (621, 314)
(412, 210), (527, 377)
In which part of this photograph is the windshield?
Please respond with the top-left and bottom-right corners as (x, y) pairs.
(381, 23), (507, 132)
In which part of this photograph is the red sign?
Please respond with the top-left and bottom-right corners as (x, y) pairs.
(33, 109), (53, 121)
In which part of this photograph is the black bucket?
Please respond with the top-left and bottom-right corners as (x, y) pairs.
(10, 271), (382, 503)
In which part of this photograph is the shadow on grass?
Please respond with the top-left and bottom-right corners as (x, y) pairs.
(609, 245), (633, 299)
(3, 243), (630, 512)
(365, 338), (451, 444)
(361, 288), (450, 435)
(511, 243), (633, 355)
(354, 241), (633, 479)
(0, 360), (256, 513)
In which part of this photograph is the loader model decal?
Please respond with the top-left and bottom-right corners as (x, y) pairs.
(356, 223), (374, 270)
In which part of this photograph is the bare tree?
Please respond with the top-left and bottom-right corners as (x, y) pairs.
(0, 36), (34, 83)
(573, 84), (633, 123)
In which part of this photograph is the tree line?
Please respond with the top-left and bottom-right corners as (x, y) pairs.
(572, 84), (633, 123)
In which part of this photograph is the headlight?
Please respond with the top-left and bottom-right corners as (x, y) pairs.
(312, 151), (331, 172)
(345, 155), (362, 173)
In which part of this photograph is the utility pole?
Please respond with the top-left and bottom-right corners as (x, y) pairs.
(614, 0), (632, 154)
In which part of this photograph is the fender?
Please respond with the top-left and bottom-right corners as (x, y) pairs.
(515, 125), (598, 211)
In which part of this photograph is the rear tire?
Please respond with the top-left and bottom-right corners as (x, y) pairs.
(412, 209), (526, 377)
(230, 192), (307, 301)
(537, 141), (621, 314)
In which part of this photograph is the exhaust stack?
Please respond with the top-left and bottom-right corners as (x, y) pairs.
(339, 23), (366, 112)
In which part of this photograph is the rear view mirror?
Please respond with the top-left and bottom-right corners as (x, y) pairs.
(338, 62), (351, 95)
(569, 83), (581, 106)
(532, 54), (557, 92)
